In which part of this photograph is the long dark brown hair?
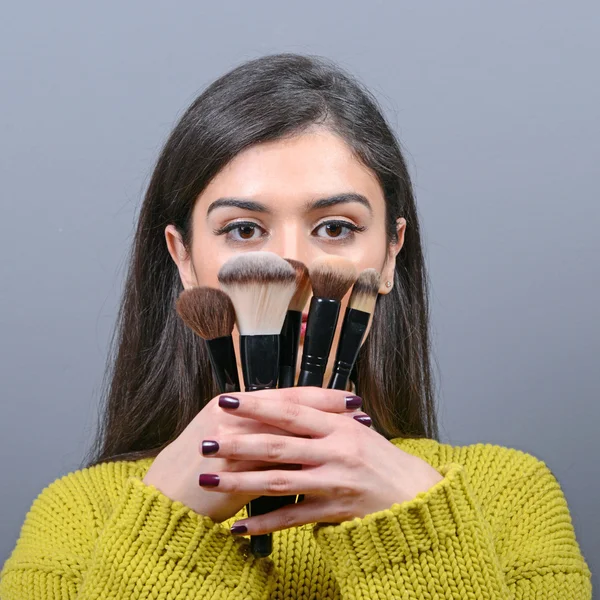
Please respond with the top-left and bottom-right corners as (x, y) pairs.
(83, 53), (439, 469)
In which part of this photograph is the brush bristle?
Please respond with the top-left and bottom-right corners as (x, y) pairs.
(348, 269), (380, 314)
(308, 255), (358, 301)
(285, 259), (312, 312)
(176, 287), (236, 340)
(217, 251), (297, 335)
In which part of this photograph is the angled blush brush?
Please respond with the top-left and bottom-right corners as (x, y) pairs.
(327, 268), (380, 390)
(297, 256), (358, 388)
(218, 251), (297, 558)
(278, 259), (311, 388)
(176, 287), (240, 394)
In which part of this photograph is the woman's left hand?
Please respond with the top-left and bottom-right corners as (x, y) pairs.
(199, 388), (444, 535)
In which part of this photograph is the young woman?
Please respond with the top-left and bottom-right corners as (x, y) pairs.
(0, 53), (592, 599)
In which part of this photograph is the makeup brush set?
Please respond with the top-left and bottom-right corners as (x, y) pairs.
(176, 251), (380, 557)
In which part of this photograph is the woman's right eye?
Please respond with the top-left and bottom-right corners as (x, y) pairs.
(213, 221), (267, 243)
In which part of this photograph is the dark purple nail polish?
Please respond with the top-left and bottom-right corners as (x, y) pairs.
(354, 415), (372, 427)
(345, 395), (362, 409)
(219, 395), (240, 409)
(230, 523), (248, 535)
(202, 440), (219, 455)
(199, 473), (220, 487)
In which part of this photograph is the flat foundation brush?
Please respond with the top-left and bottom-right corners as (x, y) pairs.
(297, 256), (358, 388)
(328, 268), (380, 390)
(176, 287), (240, 394)
(218, 251), (297, 558)
(278, 259), (311, 388)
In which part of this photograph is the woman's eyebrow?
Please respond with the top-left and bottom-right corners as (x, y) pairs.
(305, 193), (373, 214)
(206, 198), (271, 216)
(206, 192), (373, 217)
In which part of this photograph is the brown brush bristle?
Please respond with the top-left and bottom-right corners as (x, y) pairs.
(348, 268), (380, 314)
(308, 255), (358, 301)
(285, 259), (312, 312)
(176, 287), (236, 340)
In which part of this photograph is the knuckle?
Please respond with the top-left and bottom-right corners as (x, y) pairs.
(266, 438), (286, 460)
(284, 387), (303, 406)
(338, 449), (362, 469)
(267, 474), (292, 494)
(275, 511), (296, 530)
(282, 400), (301, 421)
(228, 476), (241, 494)
(228, 438), (242, 458)
(331, 477), (358, 499)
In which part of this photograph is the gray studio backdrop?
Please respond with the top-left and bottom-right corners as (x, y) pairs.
(1, 0), (598, 588)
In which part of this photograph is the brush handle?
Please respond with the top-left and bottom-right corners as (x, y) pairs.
(327, 308), (370, 390)
(297, 297), (340, 388)
(239, 334), (296, 557)
(278, 310), (302, 388)
(247, 493), (299, 557)
(206, 336), (241, 394)
(240, 335), (279, 391)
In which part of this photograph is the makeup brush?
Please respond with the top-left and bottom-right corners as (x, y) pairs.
(278, 260), (311, 388)
(218, 251), (297, 391)
(328, 268), (380, 390)
(176, 287), (240, 394)
(218, 251), (297, 558)
(297, 256), (358, 388)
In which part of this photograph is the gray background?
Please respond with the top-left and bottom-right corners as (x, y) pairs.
(1, 0), (598, 590)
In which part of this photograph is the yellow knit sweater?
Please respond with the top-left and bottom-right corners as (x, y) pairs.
(0, 437), (592, 599)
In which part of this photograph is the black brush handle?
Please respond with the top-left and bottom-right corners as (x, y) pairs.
(327, 308), (370, 390)
(278, 310), (302, 388)
(297, 297), (340, 388)
(239, 335), (295, 557)
(206, 336), (240, 394)
(240, 335), (279, 391)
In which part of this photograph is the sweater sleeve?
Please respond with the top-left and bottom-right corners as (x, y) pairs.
(312, 461), (592, 599)
(0, 473), (276, 599)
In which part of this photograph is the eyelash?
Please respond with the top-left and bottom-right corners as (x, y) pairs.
(213, 219), (366, 243)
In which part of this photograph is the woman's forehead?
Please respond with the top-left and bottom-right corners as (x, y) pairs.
(196, 130), (384, 212)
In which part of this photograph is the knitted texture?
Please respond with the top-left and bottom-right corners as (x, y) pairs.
(0, 438), (592, 599)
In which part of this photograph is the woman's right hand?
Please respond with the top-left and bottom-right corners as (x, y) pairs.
(142, 387), (363, 523)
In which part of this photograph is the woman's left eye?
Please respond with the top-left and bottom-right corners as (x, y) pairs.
(313, 220), (365, 240)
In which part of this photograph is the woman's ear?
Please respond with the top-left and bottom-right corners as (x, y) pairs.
(164, 224), (197, 290)
(379, 218), (406, 294)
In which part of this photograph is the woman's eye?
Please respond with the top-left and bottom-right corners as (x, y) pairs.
(313, 220), (365, 240)
(214, 221), (266, 243)
(236, 224), (258, 239)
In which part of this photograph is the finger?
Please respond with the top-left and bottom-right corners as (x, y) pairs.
(202, 433), (330, 465)
(218, 393), (356, 437)
(230, 497), (341, 535)
(226, 460), (296, 472)
(198, 467), (338, 496)
(219, 386), (362, 414)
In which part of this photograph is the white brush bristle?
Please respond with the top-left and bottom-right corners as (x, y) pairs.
(218, 251), (297, 335)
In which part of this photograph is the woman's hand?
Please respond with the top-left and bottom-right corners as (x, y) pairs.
(142, 387), (365, 524)
(199, 387), (444, 535)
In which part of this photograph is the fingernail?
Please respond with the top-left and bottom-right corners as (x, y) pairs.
(354, 415), (372, 427)
(201, 440), (219, 455)
(199, 473), (220, 487)
(219, 395), (240, 409)
(230, 523), (248, 535)
(345, 395), (362, 409)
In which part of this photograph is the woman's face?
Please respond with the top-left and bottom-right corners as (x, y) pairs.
(166, 127), (405, 384)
